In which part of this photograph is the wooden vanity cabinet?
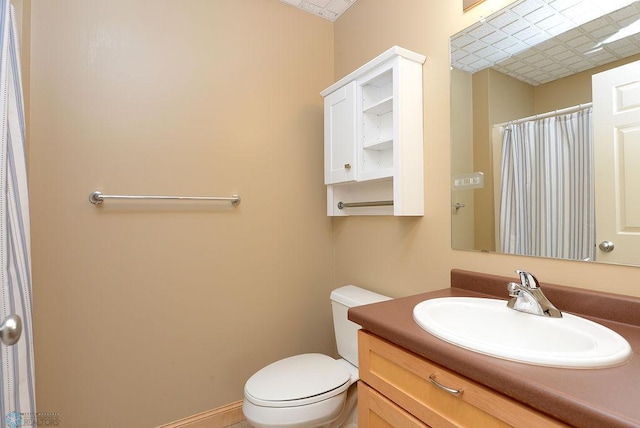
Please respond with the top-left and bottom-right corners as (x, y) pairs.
(357, 331), (569, 428)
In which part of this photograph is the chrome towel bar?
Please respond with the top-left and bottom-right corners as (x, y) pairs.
(89, 191), (241, 206)
(337, 200), (393, 209)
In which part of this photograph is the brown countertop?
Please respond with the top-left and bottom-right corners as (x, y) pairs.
(348, 269), (640, 428)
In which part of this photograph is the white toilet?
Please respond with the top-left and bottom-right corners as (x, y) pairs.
(242, 285), (391, 428)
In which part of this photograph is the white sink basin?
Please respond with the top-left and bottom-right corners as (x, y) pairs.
(413, 297), (633, 368)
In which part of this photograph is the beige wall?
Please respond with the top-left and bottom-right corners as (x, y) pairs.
(28, 1), (333, 426)
(334, 0), (640, 299)
(450, 68), (474, 250)
(473, 68), (534, 251)
(25, 0), (640, 426)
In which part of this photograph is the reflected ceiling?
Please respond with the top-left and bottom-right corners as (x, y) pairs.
(451, 0), (640, 85)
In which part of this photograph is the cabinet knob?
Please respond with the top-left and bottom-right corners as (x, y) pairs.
(344, 163), (351, 169)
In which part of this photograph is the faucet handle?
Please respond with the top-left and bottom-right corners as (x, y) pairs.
(516, 270), (540, 289)
(507, 282), (520, 297)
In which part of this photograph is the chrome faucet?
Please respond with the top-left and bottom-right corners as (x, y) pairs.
(506, 270), (562, 318)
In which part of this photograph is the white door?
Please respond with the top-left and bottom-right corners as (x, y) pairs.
(592, 60), (640, 264)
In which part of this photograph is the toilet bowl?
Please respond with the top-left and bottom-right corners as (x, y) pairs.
(243, 354), (357, 428)
(242, 286), (390, 428)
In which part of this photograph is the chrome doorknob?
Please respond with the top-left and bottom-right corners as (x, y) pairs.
(599, 241), (615, 253)
(0, 315), (22, 346)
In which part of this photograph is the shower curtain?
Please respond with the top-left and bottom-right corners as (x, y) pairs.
(0, 1), (36, 426)
(499, 107), (595, 261)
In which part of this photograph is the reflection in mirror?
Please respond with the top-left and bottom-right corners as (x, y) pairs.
(451, 0), (640, 266)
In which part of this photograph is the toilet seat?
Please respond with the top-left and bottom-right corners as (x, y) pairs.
(244, 353), (352, 408)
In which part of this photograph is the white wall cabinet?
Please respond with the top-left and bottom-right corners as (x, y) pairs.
(321, 46), (425, 216)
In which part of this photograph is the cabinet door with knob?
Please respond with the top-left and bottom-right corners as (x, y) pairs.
(324, 81), (357, 184)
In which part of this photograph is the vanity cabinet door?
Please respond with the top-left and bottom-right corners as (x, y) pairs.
(358, 382), (428, 428)
(358, 331), (569, 428)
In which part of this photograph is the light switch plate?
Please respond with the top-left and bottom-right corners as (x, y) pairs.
(452, 172), (484, 190)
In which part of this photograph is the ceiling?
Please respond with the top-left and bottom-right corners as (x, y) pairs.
(451, 0), (640, 85)
(280, 0), (356, 21)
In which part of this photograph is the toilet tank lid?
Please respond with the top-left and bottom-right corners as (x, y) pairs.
(330, 285), (391, 308)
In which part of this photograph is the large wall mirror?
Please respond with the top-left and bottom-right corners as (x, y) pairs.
(451, 0), (640, 266)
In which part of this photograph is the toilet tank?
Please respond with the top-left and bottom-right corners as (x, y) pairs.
(330, 285), (391, 367)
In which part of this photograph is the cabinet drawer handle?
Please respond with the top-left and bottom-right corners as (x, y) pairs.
(344, 163), (351, 169)
(429, 374), (464, 396)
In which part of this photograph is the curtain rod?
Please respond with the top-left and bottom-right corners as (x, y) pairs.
(493, 102), (592, 128)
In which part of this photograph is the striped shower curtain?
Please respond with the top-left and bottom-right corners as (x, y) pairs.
(499, 107), (595, 261)
(0, 1), (36, 426)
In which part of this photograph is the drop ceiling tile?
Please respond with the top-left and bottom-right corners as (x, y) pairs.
(485, 51), (511, 64)
(467, 57), (493, 70)
(532, 11), (565, 29)
(475, 44), (501, 58)
(280, 0), (355, 21)
(512, 0), (548, 17)
(540, 43), (569, 56)
(491, 36), (520, 50)
(557, 3), (591, 21)
(451, 49), (470, 63)
(308, 0), (331, 7)
(451, 33), (478, 49)
(469, 22), (500, 39)
(466, 39), (492, 55)
(327, 0), (352, 14)
(552, 49), (580, 62)
(514, 25), (547, 41)
(564, 34), (592, 48)
(540, 62), (567, 73)
(301, 3), (322, 12)
(582, 19), (618, 36)
(611, 4), (640, 22)
(457, 54), (483, 68)
(502, 17), (533, 35)
(520, 52), (547, 63)
(486, 10), (522, 31)
(524, 31), (554, 46)
(549, 0), (585, 13)
(503, 41), (531, 55)
(502, 60), (529, 72)
(480, 30), (509, 45)
(523, 7), (559, 26)
(561, 56), (590, 67)
(588, 50), (617, 63)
